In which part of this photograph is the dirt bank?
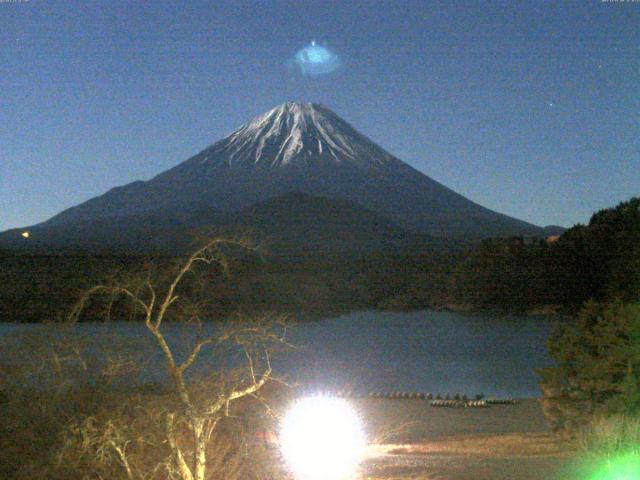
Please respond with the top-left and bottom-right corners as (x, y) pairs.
(354, 398), (577, 480)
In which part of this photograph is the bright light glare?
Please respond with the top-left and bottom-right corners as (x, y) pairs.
(280, 395), (366, 480)
(588, 452), (640, 479)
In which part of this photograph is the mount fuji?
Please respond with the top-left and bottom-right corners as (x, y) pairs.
(2, 102), (544, 251)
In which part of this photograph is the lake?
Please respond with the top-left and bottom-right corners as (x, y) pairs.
(0, 310), (558, 398)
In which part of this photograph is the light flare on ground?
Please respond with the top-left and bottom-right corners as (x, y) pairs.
(280, 395), (366, 480)
(587, 452), (640, 480)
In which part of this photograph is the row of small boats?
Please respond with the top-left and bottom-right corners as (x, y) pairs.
(322, 390), (518, 407)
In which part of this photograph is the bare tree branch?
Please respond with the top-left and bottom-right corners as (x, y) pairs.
(166, 413), (194, 480)
(65, 237), (289, 480)
(69, 285), (152, 323)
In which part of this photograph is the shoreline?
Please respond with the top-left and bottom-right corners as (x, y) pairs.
(356, 398), (551, 444)
(357, 397), (575, 479)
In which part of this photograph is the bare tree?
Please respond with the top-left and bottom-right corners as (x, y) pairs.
(68, 238), (290, 480)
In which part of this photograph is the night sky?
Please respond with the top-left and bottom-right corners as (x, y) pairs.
(1, 0), (638, 232)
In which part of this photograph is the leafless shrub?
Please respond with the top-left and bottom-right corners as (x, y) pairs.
(66, 238), (291, 480)
(0, 238), (293, 480)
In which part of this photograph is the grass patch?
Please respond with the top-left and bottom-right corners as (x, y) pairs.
(578, 415), (640, 459)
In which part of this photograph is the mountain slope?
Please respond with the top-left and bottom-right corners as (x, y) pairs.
(0, 193), (417, 254)
(7, 102), (543, 244)
(219, 192), (415, 255)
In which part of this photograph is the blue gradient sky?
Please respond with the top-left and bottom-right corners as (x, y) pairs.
(1, 0), (638, 231)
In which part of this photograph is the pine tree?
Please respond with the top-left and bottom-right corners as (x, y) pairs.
(539, 301), (640, 435)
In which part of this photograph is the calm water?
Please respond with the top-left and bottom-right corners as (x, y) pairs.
(0, 310), (557, 398)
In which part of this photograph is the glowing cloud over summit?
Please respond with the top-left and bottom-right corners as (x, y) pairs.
(288, 42), (341, 77)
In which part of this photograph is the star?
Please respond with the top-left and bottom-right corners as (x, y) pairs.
(548, 102), (554, 107)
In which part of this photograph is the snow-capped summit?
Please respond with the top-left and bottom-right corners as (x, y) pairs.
(187, 102), (397, 170)
(28, 102), (544, 238)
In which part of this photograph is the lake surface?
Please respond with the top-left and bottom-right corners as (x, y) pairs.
(0, 310), (558, 398)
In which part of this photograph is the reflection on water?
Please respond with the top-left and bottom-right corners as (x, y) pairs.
(0, 310), (557, 397)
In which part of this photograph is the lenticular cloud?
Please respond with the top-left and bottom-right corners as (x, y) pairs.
(288, 42), (341, 77)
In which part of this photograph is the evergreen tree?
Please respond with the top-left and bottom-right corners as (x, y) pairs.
(539, 301), (640, 434)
